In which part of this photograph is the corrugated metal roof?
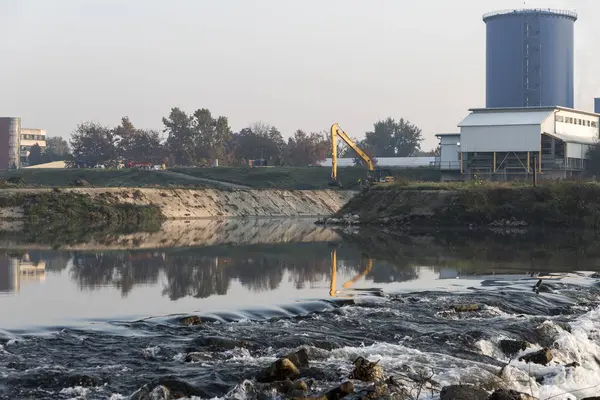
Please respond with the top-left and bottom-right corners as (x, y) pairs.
(544, 132), (599, 145)
(458, 110), (553, 127)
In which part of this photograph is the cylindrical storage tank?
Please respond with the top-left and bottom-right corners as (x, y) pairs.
(483, 9), (577, 108)
(0, 117), (21, 169)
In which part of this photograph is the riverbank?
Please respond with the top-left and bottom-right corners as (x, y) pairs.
(322, 182), (600, 229)
(0, 188), (354, 221)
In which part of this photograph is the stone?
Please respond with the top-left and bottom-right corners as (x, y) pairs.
(582, 397), (600, 400)
(325, 381), (354, 400)
(285, 348), (309, 369)
(440, 385), (488, 400)
(349, 357), (384, 382)
(256, 358), (300, 383)
(499, 340), (531, 356)
(179, 315), (201, 326)
(488, 389), (538, 400)
(565, 361), (580, 368)
(453, 304), (481, 312)
(260, 379), (308, 394)
(519, 348), (553, 366)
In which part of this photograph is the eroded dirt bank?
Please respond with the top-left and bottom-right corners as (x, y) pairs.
(323, 184), (600, 229)
(0, 188), (356, 220)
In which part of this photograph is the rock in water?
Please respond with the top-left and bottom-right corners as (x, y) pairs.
(440, 385), (488, 400)
(257, 358), (300, 383)
(285, 348), (309, 369)
(349, 357), (384, 382)
(488, 389), (538, 400)
(519, 348), (553, 365)
(453, 304), (481, 312)
(325, 381), (354, 400)
(499, 340), (531, 356)
(258, 379), (308, 394)
(179, 315), (201, 326)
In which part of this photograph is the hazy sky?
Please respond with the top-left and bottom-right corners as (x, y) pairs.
(1, 0), (598, 151)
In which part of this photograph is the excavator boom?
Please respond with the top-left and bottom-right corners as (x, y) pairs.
(330, 123), (375, 185)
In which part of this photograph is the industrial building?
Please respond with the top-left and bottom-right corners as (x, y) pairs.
(437, 8), (600, 181)
(0, 117), (47, 169)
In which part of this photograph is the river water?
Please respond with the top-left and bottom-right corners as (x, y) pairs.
(1, 220), (600, 399)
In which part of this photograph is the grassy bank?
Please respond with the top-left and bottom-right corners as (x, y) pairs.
(171, 167), (441, 189)
(0, 169), (208, 188)
(336, 181), (600, 229)
(0, 167), (441, 189)
(0, 191), (164, 246)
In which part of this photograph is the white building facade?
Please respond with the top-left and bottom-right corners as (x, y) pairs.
(437, 107), (600, 180)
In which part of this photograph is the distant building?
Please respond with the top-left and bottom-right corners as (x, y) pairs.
(436, 106), (600, 181)
(318, 157), (436, 168)
(0, 117), (47, 168)
(20, 128), (47, 166)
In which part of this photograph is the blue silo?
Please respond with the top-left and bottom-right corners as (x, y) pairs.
(483, 9), (577, 108)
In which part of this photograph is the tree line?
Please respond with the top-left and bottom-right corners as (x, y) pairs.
(27, 107), (433, 167)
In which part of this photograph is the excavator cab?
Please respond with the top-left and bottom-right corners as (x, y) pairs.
(368, 168), (394, 184)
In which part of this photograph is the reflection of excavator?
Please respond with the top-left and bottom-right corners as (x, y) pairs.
(329, 249), (374, 298)
(329, 123), (395, 187)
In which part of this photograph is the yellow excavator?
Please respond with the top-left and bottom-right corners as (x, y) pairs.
(329, 123), (395, 187)
(329, 249), (374, 298)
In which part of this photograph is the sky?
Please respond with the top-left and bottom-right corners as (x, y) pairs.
(1, 0), (599, 151)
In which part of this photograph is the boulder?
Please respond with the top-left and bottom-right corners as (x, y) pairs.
(453, 304), (481, 312)
(259, 379), (308, 394)
(349, 357), (384, 382)
(499, 340), (531, 356)
(179, 315), (201, 326)
(519, 348), (553, 366)
(440, 385), (488, 400)
(257, 350), (309, 383)
(582, 397), (600, 400)
(130, 379), (204, 400)
(325, 381), (354, 400)
(488, 389), (538, 400)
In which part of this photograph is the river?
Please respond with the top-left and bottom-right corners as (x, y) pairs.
(1, 220), (600, 399)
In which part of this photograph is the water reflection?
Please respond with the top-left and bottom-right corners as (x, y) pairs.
(2, 228), (600, 330)
(0, 253), (47, 293)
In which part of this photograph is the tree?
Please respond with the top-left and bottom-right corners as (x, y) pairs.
(230, 123), (286, 165)
(364, 118), (423, 157)
(27, 143), (43, 165)
(114, 117), (165, 163)
(70, 122), (118, 166)
(162, 107), (231, 166)
(45, 137), (71, 161)
(286, 130), (329, 166)
(586, 143), (600, 177)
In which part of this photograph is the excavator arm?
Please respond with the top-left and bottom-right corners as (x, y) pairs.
(329, 249), (374, 298)
(330, 123), (375, 184)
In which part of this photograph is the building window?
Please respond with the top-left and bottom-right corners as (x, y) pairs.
(556, 116), (564, 122)
(592, 121), (598, 128)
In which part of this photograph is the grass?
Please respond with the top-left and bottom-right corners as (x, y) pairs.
(0, 167), (441, 189)
(170, 166), (442, 189)
(0, 169), (209, 188)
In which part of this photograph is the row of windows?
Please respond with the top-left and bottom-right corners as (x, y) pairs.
(556, 115), (598, 128)
(20, 145), (45, 151)
(21, 134), (45, 141)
